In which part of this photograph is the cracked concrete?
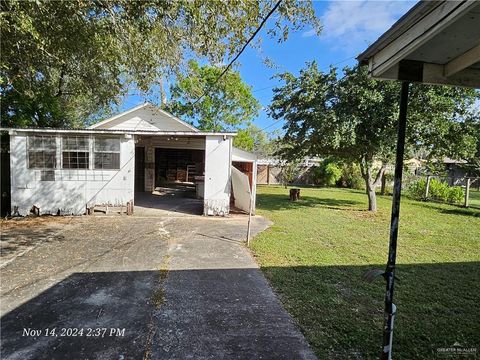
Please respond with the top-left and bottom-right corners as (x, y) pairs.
(1, 201), (316, 359)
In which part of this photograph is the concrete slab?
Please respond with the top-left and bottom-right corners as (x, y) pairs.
(1, 216), (169, 360)
(151, 216), (317, 360)
(134, 186), (203, 217)
(1, 210), (317, 359)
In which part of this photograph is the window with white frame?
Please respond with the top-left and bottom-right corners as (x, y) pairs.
(94, 137), (120, 169)
(28, 135), (57, 169)
(62, 136), (89, 169)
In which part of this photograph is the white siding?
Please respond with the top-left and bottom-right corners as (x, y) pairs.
(10, 134), (134, 215)
(93, 107), (196, 132)
(204, 135), (232, 216)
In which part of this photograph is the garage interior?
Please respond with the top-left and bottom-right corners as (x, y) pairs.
(154, 148), (204, 186)
(134, 136), (206, 215)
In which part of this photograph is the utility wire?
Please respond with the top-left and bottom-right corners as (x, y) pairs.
(190, 0), (283, 107)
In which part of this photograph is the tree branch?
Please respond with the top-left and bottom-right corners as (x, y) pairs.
(373, 162), (387, 188)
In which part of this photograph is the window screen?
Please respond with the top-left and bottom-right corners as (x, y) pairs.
(94, 137), (120, 169)
(40, 170), (55, 181)
(62, 136), (89, 169)
(28, 135), (57, 169)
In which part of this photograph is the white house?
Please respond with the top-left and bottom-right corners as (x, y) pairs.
(3, 103), (257, 216)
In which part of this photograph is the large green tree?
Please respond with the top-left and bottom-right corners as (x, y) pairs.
(167, 60), (260, 131)
(233, 124), (275, 156)
(270, 63), (479, 211)
(0, 0), (320, 128)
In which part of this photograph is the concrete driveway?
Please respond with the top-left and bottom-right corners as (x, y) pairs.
(1, 204), (317, 359)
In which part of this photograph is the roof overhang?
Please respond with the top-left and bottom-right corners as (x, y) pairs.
(232, 146), (257, 162)
(88, 102), (200, 132)
(1, 128), (236, 137)
(358, 1), (480, 88)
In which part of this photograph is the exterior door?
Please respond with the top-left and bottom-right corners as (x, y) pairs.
(135, 147), (145, 192)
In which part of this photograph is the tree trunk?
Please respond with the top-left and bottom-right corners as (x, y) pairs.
(159, 78), (167, 105)
(359, 156), (387, 212)
(380, 173), (386, 195)
(366, 181), (377, 211)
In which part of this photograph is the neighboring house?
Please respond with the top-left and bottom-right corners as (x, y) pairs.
(2, 103), (256, 216)
(441, 157), (468, 180)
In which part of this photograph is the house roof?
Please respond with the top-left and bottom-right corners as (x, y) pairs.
(232, 147), (257, 162)
(1, 103), (238, 136)
(3, 128), (236, 137)
(357, 0), (480, 88)
(88, 102), (200, 132)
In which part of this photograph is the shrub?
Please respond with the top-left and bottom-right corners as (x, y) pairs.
(429, 178), (450, 201)
(339, 163), (364, 189)
(406, 178), (464, 204)
(312, 160), (342, 187)
(406, 178), (427, 199)
(447, 186), (464, 204)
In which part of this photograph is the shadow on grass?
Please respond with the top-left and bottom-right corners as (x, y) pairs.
(408, 199), (480, 218)
(257, 193), (363, 212)
(259, 261), (480, 359)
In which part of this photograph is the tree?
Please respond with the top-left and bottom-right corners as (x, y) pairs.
(233, 124), (274, 156)
(280, 160), (300, 189)
(167, 61), (261, 131)
(312, 159), (342, 187)
(270, 63), (479, 211)
(0, 0), (320, 128)
(461, 117), (480, 176)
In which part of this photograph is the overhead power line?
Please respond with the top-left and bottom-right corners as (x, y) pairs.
(190, 0), (283, 107)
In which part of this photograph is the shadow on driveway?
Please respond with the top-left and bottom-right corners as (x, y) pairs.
(1, 268), (318, 360)
(1, 271), (158, 360)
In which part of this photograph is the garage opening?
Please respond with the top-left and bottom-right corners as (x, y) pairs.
(134, 136), (205, 215)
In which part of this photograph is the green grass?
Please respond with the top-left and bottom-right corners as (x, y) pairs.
(251, 186), (480, 360)
(469, 188), (480, 209)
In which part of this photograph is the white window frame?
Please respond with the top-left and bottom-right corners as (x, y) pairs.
(27, 135), (57, 169)
(93, 136), (121, 170)
(61, 136), (90, 169)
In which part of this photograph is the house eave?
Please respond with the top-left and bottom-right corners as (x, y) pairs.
(87, 102), (200, 132)
(357, 0), (480, 88)
(1, 127), (236, 137)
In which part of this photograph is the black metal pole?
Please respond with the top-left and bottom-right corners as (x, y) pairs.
(381, 81), (409, 360)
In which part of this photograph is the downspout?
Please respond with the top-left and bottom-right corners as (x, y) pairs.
(381, 81), (409, 360)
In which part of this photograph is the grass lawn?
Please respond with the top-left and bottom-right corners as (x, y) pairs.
(251, 186), (479, 360)
(469, 188), (480, 209)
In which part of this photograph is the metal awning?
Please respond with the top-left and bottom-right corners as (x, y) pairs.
(357, 1), (479, 359)
(358, 0), (480, 88)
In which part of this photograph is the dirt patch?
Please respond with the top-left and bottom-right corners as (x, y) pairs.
(0, 216), (78, 269)
(0, 215), (75, 230)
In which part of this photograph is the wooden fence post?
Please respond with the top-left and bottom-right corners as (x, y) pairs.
(464, 178), (470, 208)
(425, 175), (431, 199)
